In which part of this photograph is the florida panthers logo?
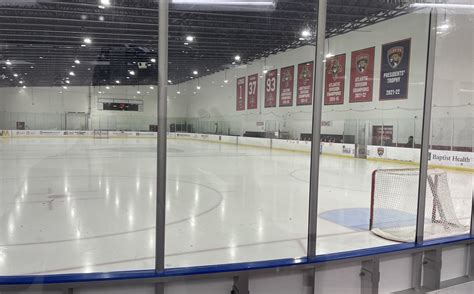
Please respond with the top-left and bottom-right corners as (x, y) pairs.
(387, 46), (404, 69)
(282, 68), (292, 87)
(356, 54), (369, 73)
(299, 64), (312, 86)
(328, 59), (342, 80)
(377, 147), (385, 157)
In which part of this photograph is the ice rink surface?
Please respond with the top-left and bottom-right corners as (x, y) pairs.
(0, 138), (471, 275)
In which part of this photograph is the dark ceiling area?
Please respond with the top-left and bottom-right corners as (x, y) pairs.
(0, 0), (411, 88)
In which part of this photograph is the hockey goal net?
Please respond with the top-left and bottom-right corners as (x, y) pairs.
(93, 130), (109, 139)
(370, 168), (468, 242)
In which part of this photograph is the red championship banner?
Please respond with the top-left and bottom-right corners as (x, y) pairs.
(349, 47), (375, 103)
(236, 77), (246, 111)
(279, 66), (294, 107)
(296, 61), (314, 106)
(247, 74), (258, 109)
(324, 54), (346, 105)
(264, 69), (278, 108)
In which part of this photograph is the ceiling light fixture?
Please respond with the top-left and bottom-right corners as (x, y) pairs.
(234, 55), (241, 62)
(186, 35), (194, 42)
(83, 38), (92, 44)
(74, 59), (80, 64)
(69, 71), (75, 76)
(301, 29), (311, 38)
(193, 70), (198, 75)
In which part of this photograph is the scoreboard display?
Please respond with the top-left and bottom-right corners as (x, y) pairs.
(103, 102), (139, 111)
(98, 98), (143, 112)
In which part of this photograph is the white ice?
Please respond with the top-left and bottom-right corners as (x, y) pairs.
(0, 138), (471, 275)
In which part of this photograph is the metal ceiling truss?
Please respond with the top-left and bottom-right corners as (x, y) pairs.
(0, 0), (412, 87)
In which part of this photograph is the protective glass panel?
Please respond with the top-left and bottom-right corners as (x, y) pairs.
(0, 1), (157, 275)
(316, 4), (431, 253)
(424, 6), (473, 241)
(165, 2), (315, 267)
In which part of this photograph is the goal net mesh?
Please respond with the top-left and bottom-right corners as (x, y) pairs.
(370, 168), (469, 242)
(93, 130), (109, 139)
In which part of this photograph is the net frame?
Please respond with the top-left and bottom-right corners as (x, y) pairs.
(370, 168), (468, 242)
(93, 130), (109, 139)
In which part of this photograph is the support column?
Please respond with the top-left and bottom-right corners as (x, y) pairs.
(415, 8), (438, 245)
(232, 273), (249, 294)
(156, 0), (169, 277)
(307, 0), (327, 257)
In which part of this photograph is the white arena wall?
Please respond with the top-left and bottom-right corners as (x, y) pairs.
(170, 10), (473, 149)
(0, 85), (188, 131)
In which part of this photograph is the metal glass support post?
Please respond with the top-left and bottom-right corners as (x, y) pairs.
(156, 0), (169, 275)
(422, 249), (442, 291)
(307, 0), (327, 257)
(360, 259), (380, 294)
(415, 8), (438, 245)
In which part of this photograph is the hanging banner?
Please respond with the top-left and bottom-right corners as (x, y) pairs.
(324, 54), (346, 105)
(296, 61), (314, 105)
(349, 47), (375, 103)
(279, 65), (294, 107)
(247, 74), (258, 109)
(380, 38), (411, 100)
(236, 77), (246, 111)
(264, 69), (278, 108)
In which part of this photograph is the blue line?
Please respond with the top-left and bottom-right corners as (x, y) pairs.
(0, 234), (471, 285)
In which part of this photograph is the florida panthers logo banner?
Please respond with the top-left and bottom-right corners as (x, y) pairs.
(236, 77), (246, 111)
(380, 39), (411, 100)
(296, 61), (314, 106)
(349, 47), (375, 103)
(279, 65), (294, 107)
(324, 54), (346, 105)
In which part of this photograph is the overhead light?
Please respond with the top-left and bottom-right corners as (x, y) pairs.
(234, 55), (241, 61)
(151, 58), (156, 63)
(115, 80), (120, 84)
(301, 29), (311, 38)
(22, 86), (26, 89)
(184, 42), (189, 45)
(63, 86), (68, 89)
(224, 79), (228, 83)
(65, 80), (70, 84)
(74, 59), (80, 64)
(150, 86), (154, 89)
(6, 60), (12, 65)
(106, 86), (110, 89)
(129, 70), (136, 76)
(438, 23), (450, 30)
(19, 81), (23, 84)
(69, 71), (75, 76)
(137, 91), (141, 94)
(263, 69), (268, 74)
(193, 70), (198, 75)
(168, 80), (172, 83)
(13, 73), (18, 77)
(99, 16), (105, 21)
(325, 53), (334, 58)
(196, 85), (201, 90)
(30, 66), (34, 69)
(100, 0), (110, 5)
(81, 44), (87, 47)
(71, 65), (76, 68)
(39, 56), (44, 59)
(186, 35), (194, 42)
(83, 37), (92, 44)
(177, 91), (181, 94)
